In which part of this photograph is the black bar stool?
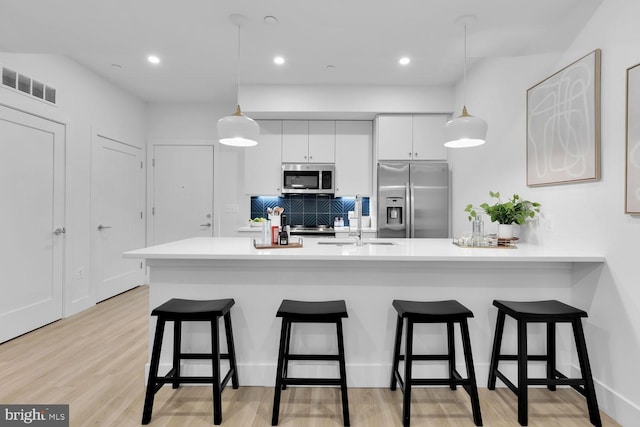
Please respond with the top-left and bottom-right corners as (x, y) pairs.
(141, 298), (239, 425)
(487, 299), (601, 426)
(271, 299), (349, 426)
(390, 300), (482, 427)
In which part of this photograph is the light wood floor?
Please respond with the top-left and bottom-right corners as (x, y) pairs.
(0, 285), (619, 427)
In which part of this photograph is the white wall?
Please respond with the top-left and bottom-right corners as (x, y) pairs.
(242, 84), (453, 118)
(0, 53), (147, 316)
(449, 0), (640, 423)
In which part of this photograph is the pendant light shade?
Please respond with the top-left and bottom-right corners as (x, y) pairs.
(444, 17), (487, 148)
(217, 14), (259, 147)
(218, 105), (259, 147)
(444, 106), (488, 148)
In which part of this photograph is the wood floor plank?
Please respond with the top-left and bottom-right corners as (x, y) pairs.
(0, 285), (620, 426)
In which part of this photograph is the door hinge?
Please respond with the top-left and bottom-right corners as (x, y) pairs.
(152, 207), (155, 215)
(140, 211), (143, 219)
(140, 161), (143, 169)
(140, 262), (143, 269)
(152, 158), (155, 167)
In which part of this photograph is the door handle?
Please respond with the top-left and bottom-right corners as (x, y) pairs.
(53, 227), (66, 235)
(97, 224), (112, 231)
(200, 222), (212, 227)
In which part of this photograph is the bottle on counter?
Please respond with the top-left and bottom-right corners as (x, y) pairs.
(279, 214), (289, 245)
(472, 214), (484, 246)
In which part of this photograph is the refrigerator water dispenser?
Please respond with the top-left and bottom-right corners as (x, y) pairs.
(386, 198), (404, 225)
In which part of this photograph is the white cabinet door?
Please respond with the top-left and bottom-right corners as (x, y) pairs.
(282, 120), (309, 163)
(335, 121), (372, 196)
(376, 115), (412, 160)
(412, 115), (448, 160)
(245, 120), (282, 195)
(308, 120), (335, 163)
(0, 105), (64, 343)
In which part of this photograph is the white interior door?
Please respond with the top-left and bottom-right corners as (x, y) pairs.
(91, 134), (145, 302)
(0, 105), (65, 343)
(152, 145), (214, 245)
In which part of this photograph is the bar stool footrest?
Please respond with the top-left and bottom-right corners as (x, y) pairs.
(282, 377), (343, 386)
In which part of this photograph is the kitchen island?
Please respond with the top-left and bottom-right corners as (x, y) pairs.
(124, 237), (605, 387)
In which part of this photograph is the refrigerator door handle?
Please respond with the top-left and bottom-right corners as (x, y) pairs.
(405, 182), (410, 238)
(410, 182), (415, 238)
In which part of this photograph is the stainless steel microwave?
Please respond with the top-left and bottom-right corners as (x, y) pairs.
(282, 163), (335, 194)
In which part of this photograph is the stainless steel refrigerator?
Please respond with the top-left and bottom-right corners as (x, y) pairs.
(377, 162), (449, 238)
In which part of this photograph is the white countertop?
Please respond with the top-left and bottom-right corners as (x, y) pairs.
(124, 237), (605, 263)
(235, 226), (376, 233)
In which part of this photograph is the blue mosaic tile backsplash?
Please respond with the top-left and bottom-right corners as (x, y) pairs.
(251, 195), (370, 226)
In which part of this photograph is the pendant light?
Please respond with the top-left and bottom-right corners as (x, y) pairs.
(217, 14), (260, 147)
(444, 17), (488, 148)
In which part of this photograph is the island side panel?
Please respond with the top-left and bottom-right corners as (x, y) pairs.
(144, 258), (579, 387)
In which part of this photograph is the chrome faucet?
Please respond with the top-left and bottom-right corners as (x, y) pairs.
(355, 194), (363, 246)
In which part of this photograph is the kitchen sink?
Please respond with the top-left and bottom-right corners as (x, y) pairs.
(316, 240), (395, 246)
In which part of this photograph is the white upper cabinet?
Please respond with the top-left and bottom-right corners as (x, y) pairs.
(282, 120), (335, 163)
(308, 121), (336, 163)
(335, 121), (372, 196)
(244, 120), (282, 195)
(377, 114), (449, 161)
(376, 115), (413, 160)
(412, 115), (448, 160)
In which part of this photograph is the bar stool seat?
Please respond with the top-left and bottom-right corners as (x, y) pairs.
(487, 299), (601, 426)
(390, 300), (482, 427)
(272, 299), (349, 426)
(142, 298), (239, 425)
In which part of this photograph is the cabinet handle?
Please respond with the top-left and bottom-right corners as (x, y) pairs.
(414, 152), (418, 157)
(409, 152), (412, 156)
(309, 156), (313, 160)
(304, 155), (308, 159)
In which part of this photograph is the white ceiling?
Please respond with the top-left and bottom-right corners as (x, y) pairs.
(0, 0), (603, 105)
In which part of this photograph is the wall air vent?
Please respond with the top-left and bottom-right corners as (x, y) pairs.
(1, 65), (57, 105)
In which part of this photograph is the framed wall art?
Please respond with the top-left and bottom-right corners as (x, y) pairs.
(527, 49), (601, 186)
(626, 62), (640, 214)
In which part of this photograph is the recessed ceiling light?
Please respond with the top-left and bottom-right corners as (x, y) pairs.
(111, 63), (122, 69)
(274, 56), (285, 65)
(264, 16), (278, 24)
(326, 65), (336, 70)
(147, 55), (160, 65)
(399, 57), (411, 66)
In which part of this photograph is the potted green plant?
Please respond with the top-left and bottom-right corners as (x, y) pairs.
(465, 191), (541, 239)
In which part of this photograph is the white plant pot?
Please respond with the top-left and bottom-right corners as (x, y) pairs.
(497, 224), (514, 239)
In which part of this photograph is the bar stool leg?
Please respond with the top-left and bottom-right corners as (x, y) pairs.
(547, 322), (557, 391)
(211, 317), (222, 425)
(172, 320), (182, 389)
(487, 310), (506, 389)
(517, 319), (528, 426)
(390, 315), (403, 390)
(447, 321), (457, 390)
(572, 320), (602, 427)
(336, 319), (350, 426)
(281, 321), (292, 390)
(142, 317), (166, 424)
(402, 320), (414, 427)
(460, 319), (483, 426)
(272, 319), (289, 426)
(223, 312), (239, 389)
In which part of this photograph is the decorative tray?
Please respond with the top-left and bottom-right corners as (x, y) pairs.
(452, 236), (518, 249)
(253, 238), (303, 249)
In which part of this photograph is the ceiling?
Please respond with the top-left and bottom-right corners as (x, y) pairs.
(0, 0), (603, 105)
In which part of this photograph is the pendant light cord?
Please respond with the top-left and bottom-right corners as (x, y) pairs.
(463, 24), (467, 108)
(236, 23), (241, 108)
